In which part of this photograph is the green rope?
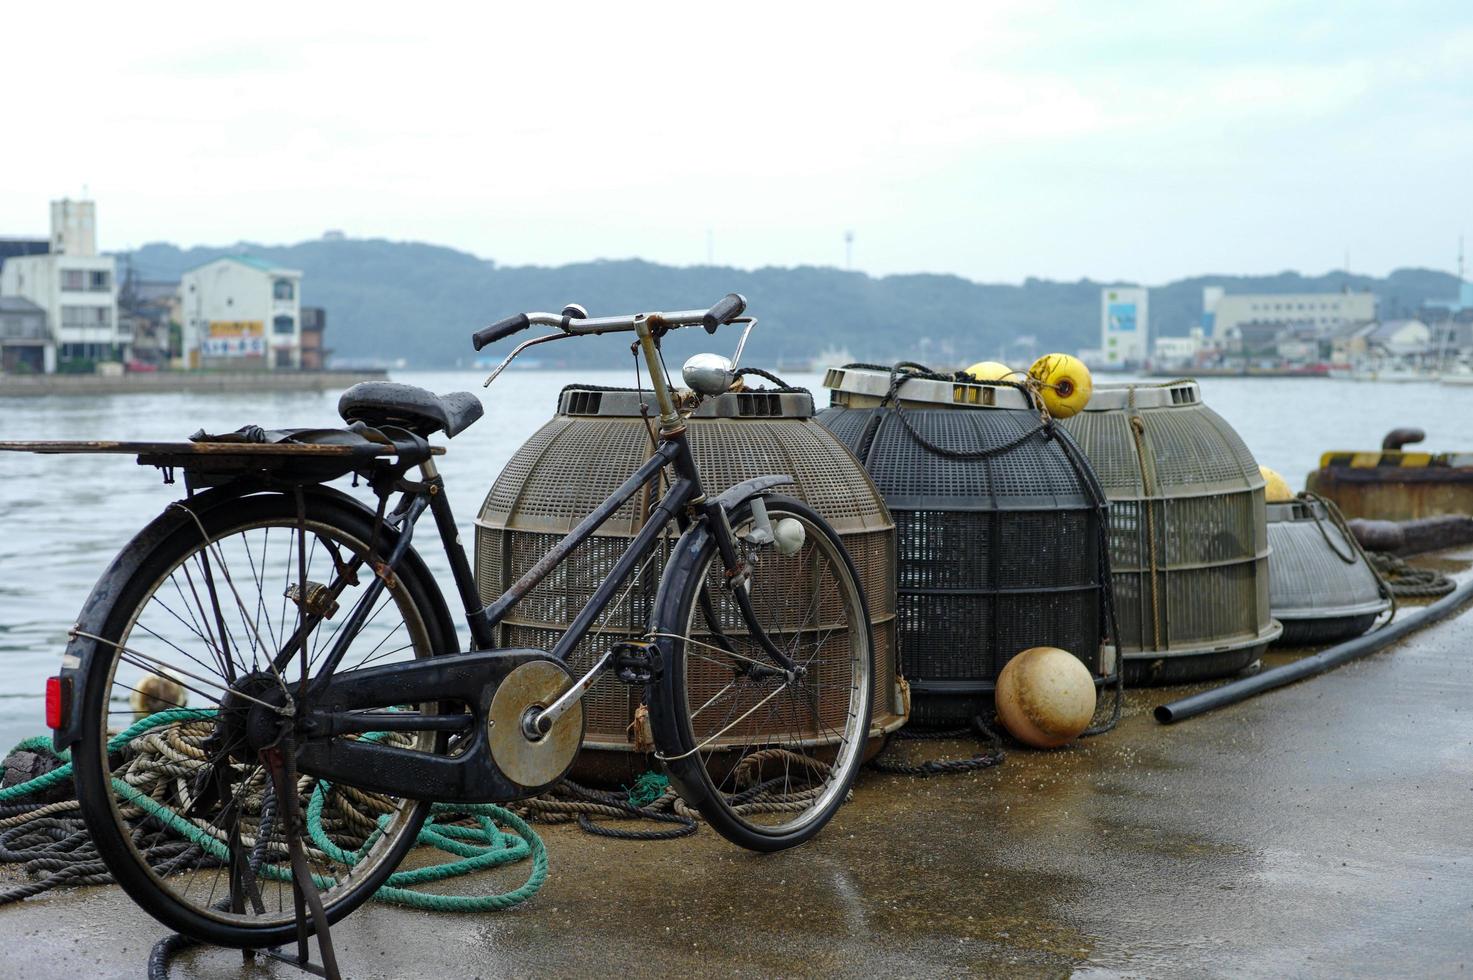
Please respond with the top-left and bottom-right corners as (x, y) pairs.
(0, 708), (210, 803)
(1, 710), (547, 912)
(625, 771), (670, 809)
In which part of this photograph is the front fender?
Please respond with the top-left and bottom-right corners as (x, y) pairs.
(710, 474), (793, 512)
(50, 483), (384, 750)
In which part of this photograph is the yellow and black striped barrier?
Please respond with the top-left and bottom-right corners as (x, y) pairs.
(1318, 451), (1473, 470)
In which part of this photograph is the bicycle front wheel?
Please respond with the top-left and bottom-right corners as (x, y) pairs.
(70, 490), (455, 949)
(650, 494), (873, 851)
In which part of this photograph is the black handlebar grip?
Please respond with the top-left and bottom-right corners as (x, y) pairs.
(472, 313), (531, 351)
(702, 293), (748, 332)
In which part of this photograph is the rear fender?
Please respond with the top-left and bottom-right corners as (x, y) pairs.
(50, 484), (446, 750)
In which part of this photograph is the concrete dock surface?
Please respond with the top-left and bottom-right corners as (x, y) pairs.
(2, 563), (1470, 978)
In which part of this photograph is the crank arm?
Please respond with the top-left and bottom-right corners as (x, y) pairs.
(527, 650), (611, 736)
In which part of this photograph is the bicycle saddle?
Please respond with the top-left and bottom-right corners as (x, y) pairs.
(337, 381), (485, 438)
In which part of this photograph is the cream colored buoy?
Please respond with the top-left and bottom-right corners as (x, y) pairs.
(130, 672), (186, 721)
(995, 646), (1096, 748)
(964, 360), (1014, 382)
(1259, 465), (1292, 503)
(1027, 354), (1093, 419)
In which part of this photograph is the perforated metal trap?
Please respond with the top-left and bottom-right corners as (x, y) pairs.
(816, 366), (1109, 727)
(1267, 498), (1390, 645)
(1060, 381), (1281, 684)
(475, 384), (903, 782)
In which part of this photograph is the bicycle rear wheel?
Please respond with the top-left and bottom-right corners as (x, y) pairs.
(70, 490), (455, 949)
(649, 495), (873, 851)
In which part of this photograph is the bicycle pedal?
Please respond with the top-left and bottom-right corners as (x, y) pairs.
(611, 640), (661, 684)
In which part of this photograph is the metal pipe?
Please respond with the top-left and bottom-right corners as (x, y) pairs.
(1155, 575), (1473, 724)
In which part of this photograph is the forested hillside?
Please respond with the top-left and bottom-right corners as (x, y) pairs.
(124, 239), (1462, 370)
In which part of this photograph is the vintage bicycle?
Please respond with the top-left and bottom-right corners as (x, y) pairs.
(28, 295), (875, 963)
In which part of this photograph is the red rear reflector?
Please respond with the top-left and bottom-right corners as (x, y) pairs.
(45, 676), (65, 729)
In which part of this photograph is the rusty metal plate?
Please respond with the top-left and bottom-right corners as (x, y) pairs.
(487, 659), (583, 789)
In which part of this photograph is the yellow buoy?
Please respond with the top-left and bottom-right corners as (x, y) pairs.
(1259, 465), (1292, 502)
(964, 360), (1015, 382)
(1027, 353), (1093, 419)
(995, 647), (1096, 749)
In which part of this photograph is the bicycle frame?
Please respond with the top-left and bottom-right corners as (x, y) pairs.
(278, 315), (794, 802)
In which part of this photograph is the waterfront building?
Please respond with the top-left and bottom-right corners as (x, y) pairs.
(1208, 289), (1376, 342)
(300, 306), (328, 370)
(1152, 329), (1203, 367)
(1329, 318), (1431, 363)
(1100, 286), (1149, 367)
(0, 297), (51, 373)
(0, 200), (123, 371)
(178, 257), (303, 370)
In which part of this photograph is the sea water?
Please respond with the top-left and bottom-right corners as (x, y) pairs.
(1, 370), (1469, 749)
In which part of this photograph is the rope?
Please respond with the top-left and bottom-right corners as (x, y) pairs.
(732, 366), (805, 392)
(0, 712), (546, 915)
(869, 716), (1006, 777)
(1296, 491), (1399, 623)
(1366, 552), (1456, 598)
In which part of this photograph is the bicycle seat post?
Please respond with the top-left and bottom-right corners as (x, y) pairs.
(634, 314), (682, 433)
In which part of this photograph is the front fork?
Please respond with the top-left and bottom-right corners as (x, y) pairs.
(699, 495), (802, 676)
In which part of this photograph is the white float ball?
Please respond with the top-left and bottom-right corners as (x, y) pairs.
(995, 647), (1096, 749)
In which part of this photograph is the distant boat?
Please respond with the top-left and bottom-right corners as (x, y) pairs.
(1440, 363), (1473, 386)
(809, 345), (854, 372)
(1336, 363), (1432, 383)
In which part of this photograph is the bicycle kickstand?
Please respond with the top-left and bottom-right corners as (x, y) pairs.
(262, 743), (343, 980)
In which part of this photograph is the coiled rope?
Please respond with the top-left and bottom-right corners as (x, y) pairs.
(1366, 552), (1456, 598)
(0, 711), (546, 913)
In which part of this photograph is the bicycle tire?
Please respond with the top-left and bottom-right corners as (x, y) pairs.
(649, 494), (873, 851)
(71, 490), (457, 949)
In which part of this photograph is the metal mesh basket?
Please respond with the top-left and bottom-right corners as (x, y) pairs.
(475, 385), (903, 782)
(1060, 381), (1281, 684)
(815, 367), (1108, 726)
(1267, 498), (1390, 646)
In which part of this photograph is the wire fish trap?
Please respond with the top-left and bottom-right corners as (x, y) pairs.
(474, 384), (904, 783)
(815, 366), (1110, 727)
(1060, 380), (1281, 684)
(1267, 497), (1391, 645)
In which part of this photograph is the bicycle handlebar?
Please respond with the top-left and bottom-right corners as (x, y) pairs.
(471, 293), (748, 351)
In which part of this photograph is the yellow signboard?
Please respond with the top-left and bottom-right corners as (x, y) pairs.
(208, 320), (264, 338)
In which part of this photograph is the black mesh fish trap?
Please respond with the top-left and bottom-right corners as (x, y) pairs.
(475, 384), (904, 782)
(1060, 381), (1281, 684)
(815, 366), (1109, 727)
(1267, 498), (1390, 645)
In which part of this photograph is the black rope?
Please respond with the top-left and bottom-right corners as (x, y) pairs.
(869, 715), (1006, 777)
(1367, 552), (1456, 598)
(732, 366), (807, 392)
(558, 781), (697, 840)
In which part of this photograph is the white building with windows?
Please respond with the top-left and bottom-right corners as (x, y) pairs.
(1207, 289), (1376, 341)
(178, 257), (303, 370)
(1100, 286), (1149, 367)
(0, 199), (122, 371)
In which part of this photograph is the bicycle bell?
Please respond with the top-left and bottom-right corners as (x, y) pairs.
(682, 352), (735, 396)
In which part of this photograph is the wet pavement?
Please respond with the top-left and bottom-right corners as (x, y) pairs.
(3, 576), (1471, 978)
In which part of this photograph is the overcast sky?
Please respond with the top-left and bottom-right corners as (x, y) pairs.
(4, 2), (1470, 284)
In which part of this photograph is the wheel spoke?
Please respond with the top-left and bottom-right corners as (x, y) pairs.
(79, 503), (436, 938)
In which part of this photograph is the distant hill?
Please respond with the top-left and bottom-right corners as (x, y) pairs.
(122, 239), (1463, 371)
